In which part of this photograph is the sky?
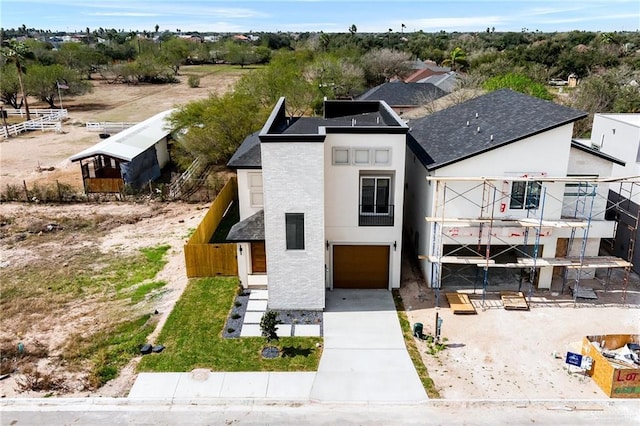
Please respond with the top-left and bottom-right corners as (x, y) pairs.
(1, 0), (638, 34)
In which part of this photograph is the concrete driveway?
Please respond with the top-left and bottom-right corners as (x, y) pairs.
(310, 289), (428, 403)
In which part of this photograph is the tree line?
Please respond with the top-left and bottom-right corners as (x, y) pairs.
(2, 27), (638, 164)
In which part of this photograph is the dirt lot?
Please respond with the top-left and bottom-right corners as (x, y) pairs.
(0, 66), (242, 398)
(400, 260), (640, 399)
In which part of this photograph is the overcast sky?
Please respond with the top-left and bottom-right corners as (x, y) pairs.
(2, 0), (638, 33)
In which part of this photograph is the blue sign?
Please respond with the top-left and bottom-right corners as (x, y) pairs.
(565, 351), (583, 367)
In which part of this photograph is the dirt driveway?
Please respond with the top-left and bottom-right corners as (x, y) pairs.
(400, 263), (640, 399)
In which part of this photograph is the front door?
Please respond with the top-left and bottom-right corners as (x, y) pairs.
(251, 242), (267, 274)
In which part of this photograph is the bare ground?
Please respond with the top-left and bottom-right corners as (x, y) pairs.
(400, 256), (640, 399)
(0, 66), (242, 398)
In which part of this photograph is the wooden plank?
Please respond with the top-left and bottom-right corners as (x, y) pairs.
(445, 293), (477, 314)
(516, 256), (631, 268)
(425, 255), (495, 265)
(500, 291), (529, 311)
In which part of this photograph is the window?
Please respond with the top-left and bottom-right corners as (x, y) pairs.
(354, 149), (371, 165)
(332, 147), (350, 165)
(510, 181), (542, 210)
(248, 172), (263, 207)
(374, 148), (391, 165)
(361, 176), (391, 214)
(285, 213), (304, 250)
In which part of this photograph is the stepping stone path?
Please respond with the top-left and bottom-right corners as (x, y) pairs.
(239, 290), (321, 338)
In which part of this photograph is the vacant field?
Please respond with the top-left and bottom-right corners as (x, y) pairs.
(0, 65), (249, 397)
(0, 64), (249, 189)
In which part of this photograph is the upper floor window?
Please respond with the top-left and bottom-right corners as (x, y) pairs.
(361, 176), (391, 214)
(510, 181), (542, 210)
(285, 213), (305, 250)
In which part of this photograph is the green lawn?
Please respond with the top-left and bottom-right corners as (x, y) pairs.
(138, 277), (322, 372)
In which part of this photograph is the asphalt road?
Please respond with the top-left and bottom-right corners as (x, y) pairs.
(2, 399), (639, 425)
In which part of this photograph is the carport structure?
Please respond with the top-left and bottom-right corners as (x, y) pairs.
(423, 175), (639, 307)
(70, 109), (174, 193)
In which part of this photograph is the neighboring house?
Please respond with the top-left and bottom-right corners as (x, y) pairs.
(70, 110), (174, 193)
(357, 82), (447, 114)
(227, 99), (409, 310)
(416, 71), (459, 93)
(404, 89), (626, 291)
(404, 61), (451, 82)
(580, 113), (640, 271)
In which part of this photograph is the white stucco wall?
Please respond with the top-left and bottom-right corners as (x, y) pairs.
(261, 142), (325, 310)
(404, 147), (434, 283)
(590, 114), (640, 204)
(323, 132), (406, 289)
(236, 169), (264, 221)
(565, 146), (616, 222)
(407, 123), (591, 289)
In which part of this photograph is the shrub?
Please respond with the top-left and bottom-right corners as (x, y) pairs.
(187, 75), (200, 88)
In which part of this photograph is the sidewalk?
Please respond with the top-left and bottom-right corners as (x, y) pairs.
(130, 290), (427, 403)
(129, 371), (315, 401)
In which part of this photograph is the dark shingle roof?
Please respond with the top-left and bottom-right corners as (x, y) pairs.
(408, 89), (587, 170)
(357, 82), (447, 106)
(227, 131), (261, 168)
(226, 210), (264, 242)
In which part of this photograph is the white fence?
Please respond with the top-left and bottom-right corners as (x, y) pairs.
(86, 122), (137, 133)
(0, 109), (67, 139)
(4, 108), (66, 118)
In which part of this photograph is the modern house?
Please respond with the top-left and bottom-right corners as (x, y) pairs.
(403, 89), (628, 292)
(70, 110), (174, 193)
(223, 89), (631, 310)
(227, 98), (409, 310)
(579, 113), (640, 272)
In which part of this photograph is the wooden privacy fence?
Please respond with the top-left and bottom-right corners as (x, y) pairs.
(184, 177), (238, 277)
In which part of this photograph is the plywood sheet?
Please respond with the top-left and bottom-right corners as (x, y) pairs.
(500, 291), (529, 311)
(445, 293), (477, 314)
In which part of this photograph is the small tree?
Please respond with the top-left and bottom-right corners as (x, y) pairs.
(260, 310), (280, 345)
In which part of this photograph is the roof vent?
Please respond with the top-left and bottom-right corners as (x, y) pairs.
(475, 112), (479, 119)
(351, 118), (356, 126)
(466, 120), (470, 127)
(490, 134), (494, 141)
(376, 116), (380, 124)
(476, 126), (481, 133)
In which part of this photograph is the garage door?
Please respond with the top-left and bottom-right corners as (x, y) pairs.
(333, 245), (389, 289)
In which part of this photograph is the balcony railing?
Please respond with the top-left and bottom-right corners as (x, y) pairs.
(359, 205), (394, 226)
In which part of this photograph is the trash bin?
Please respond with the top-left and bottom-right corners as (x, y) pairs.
(413, 322), (423, 338)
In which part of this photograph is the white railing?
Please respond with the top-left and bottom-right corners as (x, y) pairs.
(4, 108), (67, 117)
(169, 157), (206, 198)
(0, 109), (67, 139)
(86, 122), (137, 132)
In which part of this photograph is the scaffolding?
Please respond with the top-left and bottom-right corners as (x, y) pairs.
(422, 175), (640, 308)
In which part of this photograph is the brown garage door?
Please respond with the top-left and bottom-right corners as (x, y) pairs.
(333, 245), (389, 289)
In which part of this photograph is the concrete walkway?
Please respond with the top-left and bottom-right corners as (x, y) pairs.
(309, 289), (428, 403)
(130, 289), (427, 403)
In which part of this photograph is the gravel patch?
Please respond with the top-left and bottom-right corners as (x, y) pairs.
(223, 291), (323, 338)
(222, 291), (249, 338)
